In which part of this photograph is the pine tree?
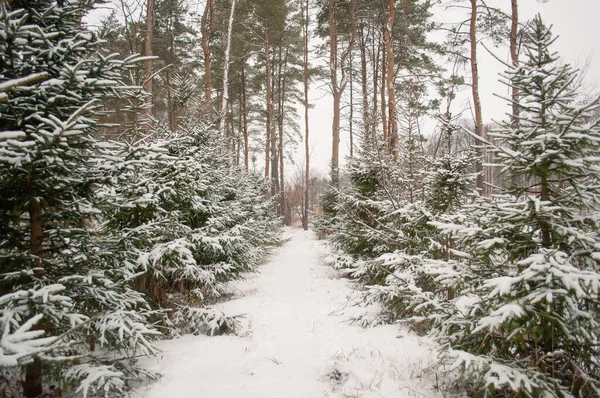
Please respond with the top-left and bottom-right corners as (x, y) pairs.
(430, 16), (600, 397)
(0, 1), (159, 395)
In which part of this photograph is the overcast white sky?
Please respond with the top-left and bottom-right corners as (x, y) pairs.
(300, 0), (600, 175)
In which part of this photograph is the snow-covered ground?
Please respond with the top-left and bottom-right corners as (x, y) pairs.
(135, 228), (441, 398)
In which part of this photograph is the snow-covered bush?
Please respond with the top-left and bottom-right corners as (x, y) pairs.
(0, 0), (160, 396)
(428, 17), (600, 397)
(101, 122), (279, 325)
(317, 142), (475, 328)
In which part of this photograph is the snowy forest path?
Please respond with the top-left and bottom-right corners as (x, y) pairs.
(135, 228), (439, 398)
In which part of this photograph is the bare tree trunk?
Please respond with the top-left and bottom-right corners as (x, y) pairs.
(380, 41), (388, 152)
(510, 0), (519, 127)
(24, 358), (42, 398)
(328, 0), (340, 187)
(241, 63), (249, 171)
(166, 11), (175, 131)
(302, 0), (310, 230)
(277, 46), (289, 221)
(385, 0), (398, 159)
(144, 0), (153, 130)
(201, 0), (214, 119)
(238, 95), (243, 166)
(328, 0), (356, 188)
(24, 198), (43, 397)
(221, 0), (237, 137)
(265, 23), (275, 185)
(469, 0), (484, 194)
(166, 69), (174, 130)
(349, 50), (354, 158)
(359, 25), (370, 147)
(371, 30), (379, 143)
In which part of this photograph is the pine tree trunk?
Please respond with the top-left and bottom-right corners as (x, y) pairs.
(24, 357), (42, 398)
(380, 43), (388, 153)
(25, 198), (43, 397)
(303, 0), (310, 230)
(385, 0), (398, 160)
(221, 0), (236, 137)
(349, 50), (354, 158)
(264, 25), (271, 180)
(359, 25), (370, 147)
(144, 0), (153, 130)
(201, 0), (214, 119)
(241, 63), (249, 171)
(328, 0), (340, 188)
(510, 0), (519, 127)
(166, 69), (174, 131)
(265, 23), (275, 186)
(371, 33), (379, 143)
(469, 0), (484, 194)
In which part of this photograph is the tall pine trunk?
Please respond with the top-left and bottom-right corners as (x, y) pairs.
(328, 0), (340, 188)
(359, 25), (370, 147)
(201, 0), (214, 119)
(385, 0), (397, 159)
(469, 0), (484, 194)
(380, 40), (388, 152)
(144, 0), (153, 131)
(302, 0), (310, 230)
(241, 63), (249, 171)
(221, 0), (236, 137)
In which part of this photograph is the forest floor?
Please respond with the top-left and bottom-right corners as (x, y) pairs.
(134, 228), (442, 398)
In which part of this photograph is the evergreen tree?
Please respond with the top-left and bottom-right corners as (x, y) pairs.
(102, 121), (279, 335)
(0, 1), (159, 396)
(429, 17), (600, 397)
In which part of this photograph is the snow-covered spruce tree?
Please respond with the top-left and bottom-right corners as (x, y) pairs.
(361, 152), (476, 325)
(430, 17), (600, 397)
(102, 121), (279, 336)
(0, 1), (159, 396)
(318, 145), (418, 286)
(318, 133), (475, 325)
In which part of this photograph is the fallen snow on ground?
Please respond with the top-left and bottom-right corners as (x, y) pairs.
(135, 228), (441, 398)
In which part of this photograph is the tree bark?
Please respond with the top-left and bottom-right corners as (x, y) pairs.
(349, 49), (354, 158)
(241, 63), (249, 171)
(328, 0), (340, 187)
(380, 40), (388, 152)
(201, 0), (214, 119)
(24, 197), (43, 397)
(166, 69), (174, 130)
(385, 0), (398, 159)
(265, 23), (275, 185)
(277, 46), (289, 220)
(371, 30), (379, 143)
(469, 0), (484, 194)
(358, 25), (370, 147)
(302, 0), (310, 230)
(510, 0), (519, 128)
(24, 357), (42, 398)
(221, 0), (237, 137)
(144, 0), (153, 130)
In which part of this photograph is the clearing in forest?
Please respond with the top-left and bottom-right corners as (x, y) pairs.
(135, 228), (441, 398)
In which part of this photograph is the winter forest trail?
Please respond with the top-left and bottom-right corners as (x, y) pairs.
(135, 228), (440, 398)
